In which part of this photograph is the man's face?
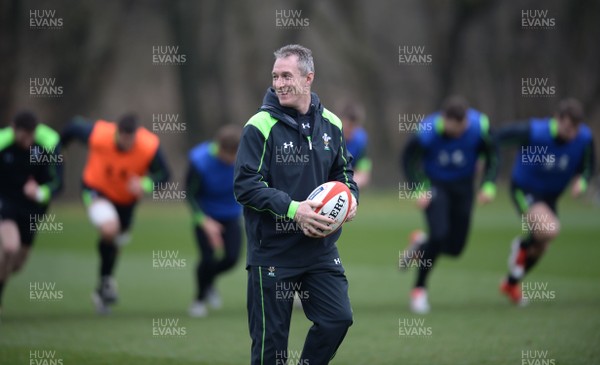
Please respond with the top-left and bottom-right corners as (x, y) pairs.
(442, 117), (467, 138)
(117, 131), (136, 151)
(272, 55), (313, 110)
(13, 128), (35, 149)
(557, 116), (579, 141)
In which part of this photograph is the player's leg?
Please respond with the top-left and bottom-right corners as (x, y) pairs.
(211, 219), (242, 284)
(0, 219), (21, 308)
(443, 185), (474, 257)
(10, 207), (39, 275)
(190, 224), (215, 317)
(247, 265), (296, 365)
(411, 185), (450, 313)
(86, 193), (121, 312)
(300, 260), (353, 365)
(502, 187), (559, 304)
(214, 219), (242, 274)
(517, 202), (559, 276)
(206, 218), (243, 309)
(11, 245), (32, 274)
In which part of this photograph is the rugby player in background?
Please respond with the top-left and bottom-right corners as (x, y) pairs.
(0, 111), (62, 314)
(401, 96), (498, 314)
(61, 114), (169, 314)
(186, 125), (243, 318)
(340, 102), (372, 188)
(495, 98), (595, 305)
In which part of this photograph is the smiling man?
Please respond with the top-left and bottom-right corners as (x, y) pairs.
(234, 44), (359, 365)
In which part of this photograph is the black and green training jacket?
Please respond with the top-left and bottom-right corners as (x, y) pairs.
(234, 88), (359, 267)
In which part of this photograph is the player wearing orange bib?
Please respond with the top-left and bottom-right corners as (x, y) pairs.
(61, 115), (169, 314)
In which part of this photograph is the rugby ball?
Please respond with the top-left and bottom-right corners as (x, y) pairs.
(306, 181), (353, 236)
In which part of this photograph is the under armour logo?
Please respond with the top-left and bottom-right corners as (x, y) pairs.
(334, 258), (341, 265)
(302, 123), (310, 129)
(283, 141), (294, 149)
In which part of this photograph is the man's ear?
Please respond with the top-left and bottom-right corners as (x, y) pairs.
(305, 72), (314, 86)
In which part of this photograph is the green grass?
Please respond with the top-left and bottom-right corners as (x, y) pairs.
(1, 190), (599, 364)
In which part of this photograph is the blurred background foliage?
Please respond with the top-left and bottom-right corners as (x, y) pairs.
(1, 0), (599, 195)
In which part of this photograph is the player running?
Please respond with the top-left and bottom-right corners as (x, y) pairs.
(186, 125), (243, 318)
(235, 44), (358, 365)
(495, 98), (595, 305)
(401, 96), (498, 314)
(340, 102), (372, 188)
(61, 114), (169, 314)
(0, 111), (63, 314)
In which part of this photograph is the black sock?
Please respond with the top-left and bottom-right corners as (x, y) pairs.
(415, 241), (438, 288)
(519, 236), (533, 249)
(196, 262), (205, 301)
(524, 254), (540, 273)
(507, 275), (519, 285)
(98, 239), (118, 278)
(0, 281), (4, 305)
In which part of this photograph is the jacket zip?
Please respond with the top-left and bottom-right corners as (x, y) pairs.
(307, 136), (313, 150)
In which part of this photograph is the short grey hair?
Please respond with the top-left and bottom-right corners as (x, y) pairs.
(274, 44), (314, 75)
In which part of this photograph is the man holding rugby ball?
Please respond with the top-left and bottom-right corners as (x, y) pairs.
(234, 44), (358, 365)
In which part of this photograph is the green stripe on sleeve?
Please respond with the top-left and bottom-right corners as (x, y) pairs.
(82, 190), (93, 207)
(287, 200), (300, 219)
(34, 124), (60, 149)
(321, 108), (343, 130)
(480, 114), (490, 136)
(355, 157), (372, 172)
(549, 118), (558, 138)
(0, 127), (15, 151)
(141, 176), (154, 193)
(245, 111), (278, 140)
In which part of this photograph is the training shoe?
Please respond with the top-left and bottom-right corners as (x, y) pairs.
(91, 291), (111, 315)
(399, 230), (427, 271)
(92, 276), (118, 314)
(500, 280), (528, 306)
(206, 288), (222, 310)
(508, 237), (527, 279)
(410, 287), (430, 314)
(189, 301), (208, 318)
(99, 276), (118, 304)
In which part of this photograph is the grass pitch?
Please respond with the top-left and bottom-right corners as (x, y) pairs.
(1, 190), (599, 364)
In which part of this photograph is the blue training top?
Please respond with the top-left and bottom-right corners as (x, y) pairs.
(418, 108), (489, 182)
(188, 142), (241, 220)
(512, 118), (593, 195)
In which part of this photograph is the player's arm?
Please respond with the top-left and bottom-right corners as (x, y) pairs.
(140, 147), (170, 194)
(37, 144), (64, 203)
(401, 135), (429, 191)
(60, 116), (94, 147)
(572, 138), (596, 197)
(185, 162), (224, 247)
(234, 124), (303, 219)
(402, 135), (431, 209)
(494, 120), (531, 146)
(185, 162), (205, 225)
(353, 142), (372, 189)
(31, 125), (64, 204)
(477, 126), (499, 203)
